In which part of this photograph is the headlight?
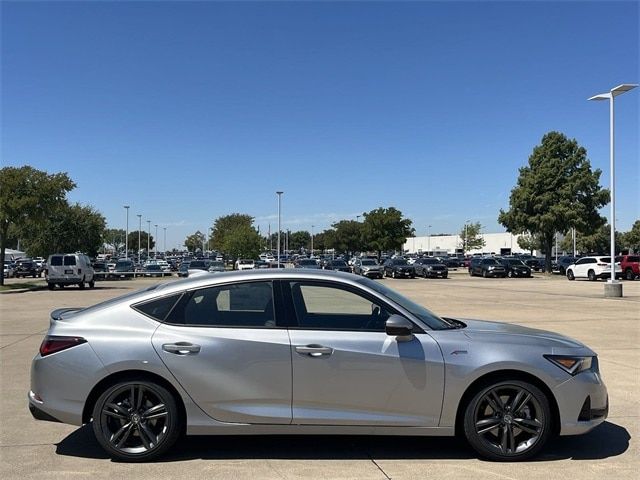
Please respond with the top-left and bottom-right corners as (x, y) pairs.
(544, 355), (594, 375)
(362, 267), (370, 272)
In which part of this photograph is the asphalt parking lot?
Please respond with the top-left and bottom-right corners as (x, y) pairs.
(1, 273), (638, 479)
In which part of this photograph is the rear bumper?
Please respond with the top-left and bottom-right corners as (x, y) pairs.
(46, 277), (83, 284)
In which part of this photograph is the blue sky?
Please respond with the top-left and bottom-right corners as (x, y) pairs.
(2, 1), (638, 250)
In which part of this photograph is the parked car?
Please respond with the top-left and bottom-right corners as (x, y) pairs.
(45, 253), (95, 289)
(3, 260), (16, 278)
(352, 258), (383, 278)
(112, 259), (135, 279)
(553, 256), (579, 276)
(207, 261), (226, 273)
(235, 259), (255, 271)
(498, 258), (532, 278)
(177, 262), (190, 278)
(13, 259), (41, 278)
(321, 260), (351, 272)
(29, 270), (608, 462)
(383, 258), (415, 278)
(413, 258), (448, 279)
(143, 264), (165, 277)
(619, 255), (640, 280)
(566, 256), (622, 281)
(295, 259), (320, 269)
(92, 262), (109, 277)
(469, 258), (507, 278)
(188, 260), (211, 272)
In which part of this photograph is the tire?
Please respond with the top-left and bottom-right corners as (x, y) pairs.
(482, 270), (488, 278)
(463, 379), (552, 461)
(423, 270), (428, 279)
(392, 270), (397, 279)
(588, 270), (596, 282)
(507, 271), (513, 278)
(89, 280), (95, 288)
(625, 269), (635, 281)
(78, 281), (85, 289)
(559, 267), (566, 276)
(58, 284), (65, 289)
(567, 270), (575, 281)
(47, 282), (55, 290)
(92, 380), (181, 462)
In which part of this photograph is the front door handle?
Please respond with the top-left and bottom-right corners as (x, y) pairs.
(295, 344), (333, 357)
(162, 342), (201, 355)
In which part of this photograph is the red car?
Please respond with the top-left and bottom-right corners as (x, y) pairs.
(619, 255), (640, 280)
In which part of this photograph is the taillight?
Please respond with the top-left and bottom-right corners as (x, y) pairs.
(39, 336), (86, 356)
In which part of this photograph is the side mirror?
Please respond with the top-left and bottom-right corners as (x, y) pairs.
(385, 314), (414, 337)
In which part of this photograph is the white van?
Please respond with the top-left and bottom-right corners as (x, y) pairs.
(46, 253), (95, 290)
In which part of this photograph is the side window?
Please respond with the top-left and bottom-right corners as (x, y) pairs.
(289, 282), (390, 331)
(178, 281), (275, 328)
(576, 258), (586, 265)
(50, 256), (63, 266)
(134, 293), (183, 322)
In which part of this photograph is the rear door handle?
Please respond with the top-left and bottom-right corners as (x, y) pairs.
(295, 344), (333, 357)
(162, 342), (201, 355)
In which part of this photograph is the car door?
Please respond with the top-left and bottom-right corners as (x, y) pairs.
(150, 280), (292, 424)
(283, 280), (444, 427)
(573, 258), (590, 278)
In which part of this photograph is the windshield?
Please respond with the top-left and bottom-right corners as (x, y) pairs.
(210, 261), (224, 267)
(507, 259), (525, 266)
(332, 261), (347, 266)
(298, 259), (316, 265)
(393, 259), (408, 265)
(357, 277), (453, 330)
(361, 259), (377, 265)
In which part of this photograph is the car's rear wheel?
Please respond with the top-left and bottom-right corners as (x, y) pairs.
(47, 282), (55, 290)
(463, 380), (551, 461)
(89, 280), (95, 288)
(482, 270), (488, 278)
(625, 269), (635, 281)
(92, 380), (181, 462)
(588, 269), (596, 281)
(567, 270), (575, 281)
(507, 271), (514, 278)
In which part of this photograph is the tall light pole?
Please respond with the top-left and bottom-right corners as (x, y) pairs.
(154, 224), (158, 257)
(137, 214), (142, 265)
(464, 219), (471, 254)
(124, 205), (130, 259)
(147, 220), (151, 259)
(589, 83), (637, 297)
(427, 225), (432, 254)
(311, 225), (314, 256)
(163, 227), (167, 254)
(276, 191), (283, 268)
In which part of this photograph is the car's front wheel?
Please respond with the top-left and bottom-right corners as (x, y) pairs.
(567, 270), (575, 281)
(92, 380), (181, 462)
(463, 379), (551, 461)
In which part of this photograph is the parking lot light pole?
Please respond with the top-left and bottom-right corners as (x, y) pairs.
(276, 192), (283, 268)
(428, 225), (432, 254)
(311, 225), (314, 256)
(155, 225), (158, 257)
(137, 215), (142, 265)
(147, 220), (151, 260)
(589, 83), (637, 297)
(163, 227), (167, 254)
(124, 206), (129, 260)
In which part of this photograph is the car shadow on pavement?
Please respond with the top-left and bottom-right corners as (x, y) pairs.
(56, 421), (629, 462)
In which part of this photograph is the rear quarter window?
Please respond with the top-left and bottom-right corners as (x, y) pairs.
(133, 293), (183, 322)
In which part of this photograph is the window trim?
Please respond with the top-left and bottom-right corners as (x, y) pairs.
(161, 280), (283, 329)
(281, 279), (424, 333)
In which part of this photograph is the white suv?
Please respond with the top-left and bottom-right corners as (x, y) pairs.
(566, 256), (622, 281)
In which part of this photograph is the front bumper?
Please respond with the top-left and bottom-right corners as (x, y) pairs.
(425, 270), (447, 278)
(554, 370), (609, 436)
(362, 270), (383, 278)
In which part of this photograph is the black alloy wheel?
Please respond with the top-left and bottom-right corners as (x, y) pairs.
(482, 270), (488, 278)
(463, 380), (551, 461)
(93, 380), (181, 462)
(507, 270), (514, 278)
(567, 270), (575, 281)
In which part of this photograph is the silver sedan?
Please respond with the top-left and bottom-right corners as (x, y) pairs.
(29, 270), (607, 462)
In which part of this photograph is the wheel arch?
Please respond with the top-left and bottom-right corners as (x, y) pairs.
(453, 369), (560, 437)
(82, 369), (187, 429)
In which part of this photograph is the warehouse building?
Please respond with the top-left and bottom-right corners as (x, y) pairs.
(403, 232), (530, 256)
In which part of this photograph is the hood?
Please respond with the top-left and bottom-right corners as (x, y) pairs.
(460, 318), (585, 349)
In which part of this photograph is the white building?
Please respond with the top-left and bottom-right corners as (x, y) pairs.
(404, 232), (530, 256)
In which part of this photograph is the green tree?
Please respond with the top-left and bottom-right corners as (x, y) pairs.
(224, 224), (262, 262)
(24, 203), (106, 258)
(621, 220), (640, 253)
(0, 166), (76, 284)
(331, 220), (363, 254)
(184, 231), (205, 253)
(103, 228), (126, 254)
(288, 230), (311, 251)
(459, 222), (486, 253)
(210, 214), (254, 251)
(361, 207), (414, 258)
(560, 224), (623, 255)
(516, 232), (542, 255)
(127, 230), (154, 256)
(498, 131), (609, 272)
